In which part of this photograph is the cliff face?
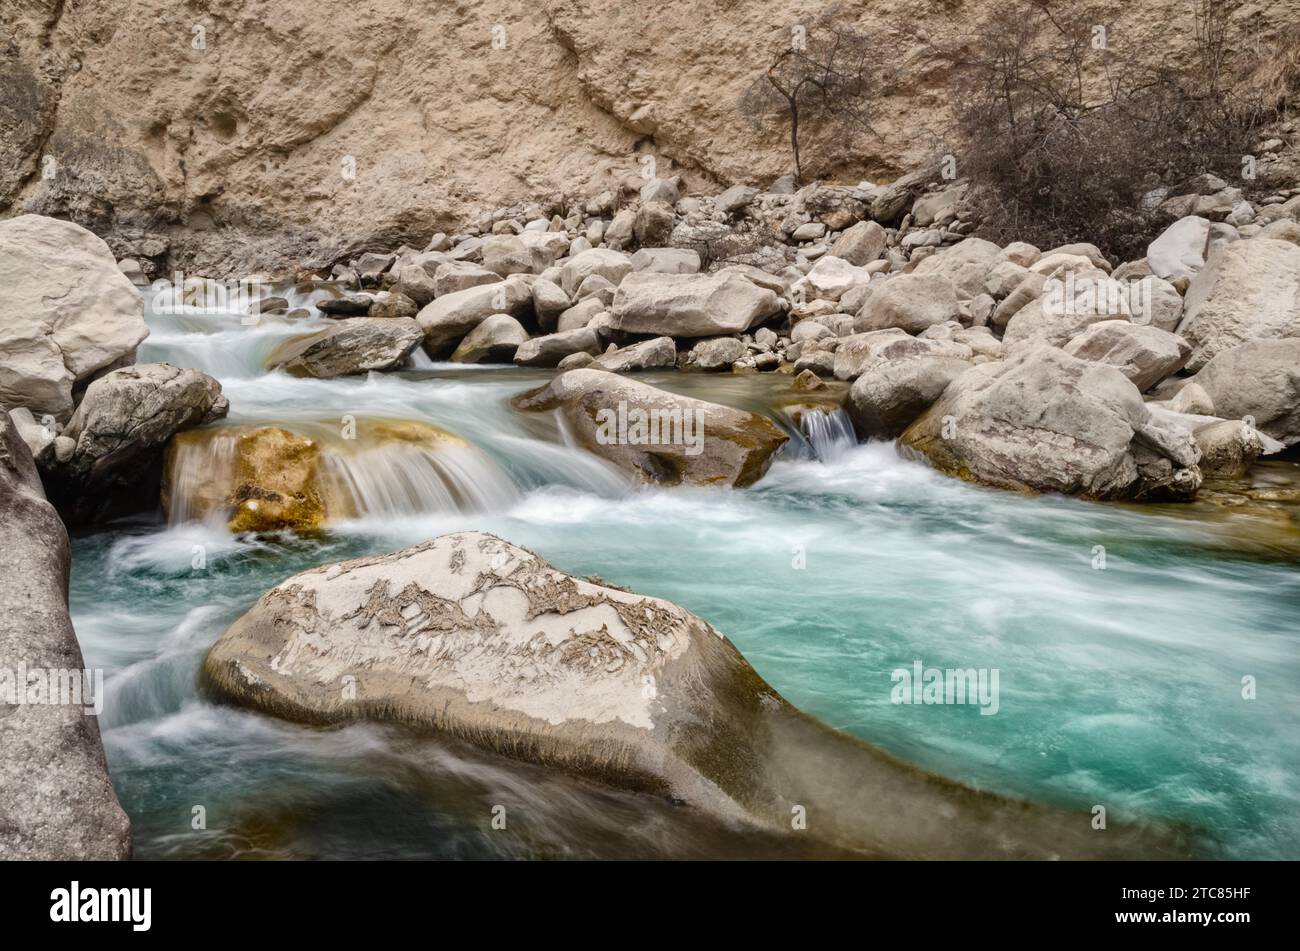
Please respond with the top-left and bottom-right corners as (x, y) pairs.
(1, 0), (1291, 276)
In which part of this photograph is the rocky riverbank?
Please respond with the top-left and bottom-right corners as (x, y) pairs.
(3, 143), (1300, 858)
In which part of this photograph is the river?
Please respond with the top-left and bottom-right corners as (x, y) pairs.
(66, 285), (1300, 859)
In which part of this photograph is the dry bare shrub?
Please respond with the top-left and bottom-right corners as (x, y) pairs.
(931, 0), (1291, 260)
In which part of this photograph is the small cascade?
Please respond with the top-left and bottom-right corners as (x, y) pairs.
(164, 430), (240, 525)
(163, 419), (522, 529)
(320, 441), (520, 518)
(799, 408), (859, 463)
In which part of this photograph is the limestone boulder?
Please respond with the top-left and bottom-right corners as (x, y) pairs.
(513, 327), (602, 367)
(514, 369), (786, 487)
(592, 337), (678, 373)
(0, 411), (132, 859)
(854, 273), (961, 335)
(1192, 339), (1300, 447)
(848, 354), (972, 440)
(1176, 238), (1300, 371)
(0, 215), (149, 420)
(451, 314), (528, 364)
(41, 363), (228, 523)
(270, 317), (424, 378)
(417, 278), (533, 356)
(1063, 320), (1191, 392)
(900, 346), (1202, 501)
(612, 272), (782, 337)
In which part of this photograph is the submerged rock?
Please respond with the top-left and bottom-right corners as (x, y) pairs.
(201, 531), (1190, 859)
(900, 346), (1202, 501)
(0, 411), (131, 859)
(165, 420), (477, 532)
(0, 214), (149, 420)
(513, 369), (786, 487)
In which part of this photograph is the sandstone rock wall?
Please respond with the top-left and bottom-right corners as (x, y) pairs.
(1, 0), (1291, 275)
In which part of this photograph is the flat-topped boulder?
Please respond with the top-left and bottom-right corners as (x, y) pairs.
(268, 317), (424, 378)
(513, 369), (786, 487)
(900, 346), (1202, 501)
(200, 531), (1191, 859)
(611, 271), (782, 337)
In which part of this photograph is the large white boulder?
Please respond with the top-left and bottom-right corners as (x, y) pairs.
(1176, 238), (1300, 371)
(0, 215), (148, 420)
(612, 271), (781, 337)
(900, 346), (1202, 501)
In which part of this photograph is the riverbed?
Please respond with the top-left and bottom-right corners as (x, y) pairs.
(67, 290), (1300, 859)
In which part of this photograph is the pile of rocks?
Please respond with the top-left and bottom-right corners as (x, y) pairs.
(303, 158), (1298, 502)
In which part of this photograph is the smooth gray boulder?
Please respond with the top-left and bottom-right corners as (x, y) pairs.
(41, 363), (228, 523)
(1129, 275), (1184, 332)
(271, 317), (423, 378)
(910, 237), (1005, 299)
(432, 260), (500, 298)
(201, 530), (1189, 859)
(900, 346), (1202, 501)
(829, 220), (887, 266)
(714, 184), (758, 215)
(392, 265), (438, 306)
(513, 327), (602, 367)
(1063, 320), (1191, 392)
(0, 214), (149, 420)
(688, 337), (747, 371)
(833, 330), (971, 382)
(531, 278), (572, 333)
(0, 412), (131, 859)
(556, 297), (606, 333)
(855, 273), (961, 335)
(560, 248), (633, 296)
(1002, 270), (1135, 348)
(612, 271), (782, 337)
(451, 314), (528, 364)
(848, 355), (972, 440)
(1147, 216), (1212, 282)
(592, 337), (677, 373)
(1192, 339), (1300, 447)
(1177, 238), (1300, 370)
(481, 234), (544, 277)
(417, 278), (533, 355)
(514, 370), (787, 487)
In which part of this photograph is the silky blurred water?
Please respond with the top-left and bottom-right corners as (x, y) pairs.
(65, 294), (1300, 859)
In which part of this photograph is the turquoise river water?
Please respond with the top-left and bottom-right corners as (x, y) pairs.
(66, 289), (1300, 859)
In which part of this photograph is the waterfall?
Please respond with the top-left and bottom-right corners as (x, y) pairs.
(799, 408), (858, 463)
(164, 421), (521, 528)
(320, 442), (520, 518)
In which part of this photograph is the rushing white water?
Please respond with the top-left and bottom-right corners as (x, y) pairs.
(64, 286), (1300, 860)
